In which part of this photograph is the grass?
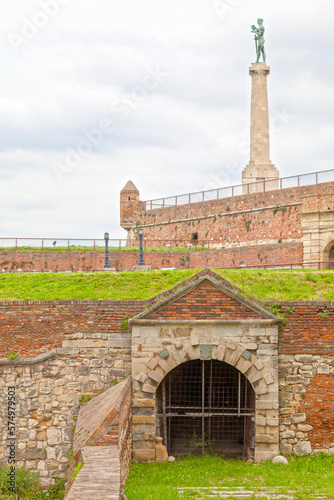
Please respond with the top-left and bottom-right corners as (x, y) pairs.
(125, 454), (334, 499)
(0, 270), (197, 301)
(0, 245), (209, 253)
(218, 269), (334, 303)
(0, 269), (334, 302)
(0, 465), (65, 499)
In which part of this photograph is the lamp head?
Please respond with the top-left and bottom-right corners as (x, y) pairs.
(104, 232), (109, 241)
(138, 228), (144, 237)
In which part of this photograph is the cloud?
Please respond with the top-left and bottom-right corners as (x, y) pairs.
(0, 0), (333, 238)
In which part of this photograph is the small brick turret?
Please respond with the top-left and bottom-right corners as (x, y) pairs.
(120, 180), (140, 230)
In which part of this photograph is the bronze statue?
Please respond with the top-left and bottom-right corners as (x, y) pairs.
(251, 18), (266, 64)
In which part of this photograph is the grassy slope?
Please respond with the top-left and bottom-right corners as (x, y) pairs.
(0, 269), (334, 301)
(125, 455), (334, 499)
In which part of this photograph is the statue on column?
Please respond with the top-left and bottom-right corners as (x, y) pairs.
(251, 18), (266, 64)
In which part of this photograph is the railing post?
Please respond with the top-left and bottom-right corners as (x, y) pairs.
(119, 240), (121, 251)
(216, 189), (219, 199)
(189, 194), (190, 204)
(94, 240), (96, 251)
(202, 191), (204, 202)
(42, 239), (44, 251)
(280, 178), (282, 189)
(68, 240), (70, 251)
(298, 175), (300, 187)
(316, 172), (318, 184)
(16, 238), (17, 251)
(176, 196), (178, 206)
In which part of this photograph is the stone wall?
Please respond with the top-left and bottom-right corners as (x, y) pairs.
(0, 331), (133, 487)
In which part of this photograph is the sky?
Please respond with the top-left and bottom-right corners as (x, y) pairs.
(1, 0), (334, 242)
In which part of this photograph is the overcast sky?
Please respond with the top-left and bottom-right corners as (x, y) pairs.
(0, 0), (333, 241)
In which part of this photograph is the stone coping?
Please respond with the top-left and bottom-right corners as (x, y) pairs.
(129, 274), (282, 324)
(0, 348), (57, 366)
(130, 318), (280, 326)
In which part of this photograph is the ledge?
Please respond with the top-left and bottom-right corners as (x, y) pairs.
(0, 349), (57, 366)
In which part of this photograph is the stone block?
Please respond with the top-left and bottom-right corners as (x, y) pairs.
(77, 339), (105, 348)
(148, 370), (163, 384)
(256, 433), (278, 444)
(293, 441), (312, 456)
(23, 449), (46, 460)
(266, 418), (279, 427)
(147, 358), (159, 370)
(142, 384), (156, 394)
(132, 415), (155, 425)
(132, 398), (155, 408)
(235, 357), (252, 374)
(297, 424), (313, 432)
(47, 428), (62, 446)
(191, 335), (199, 346)
(291, 413), (306, 424)
(133, 449), (155, 462)
(256, 401), (273, 410)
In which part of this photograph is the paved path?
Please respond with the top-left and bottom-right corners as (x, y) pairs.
(66, 446), (120, 500)
(178, 486), (329, 499)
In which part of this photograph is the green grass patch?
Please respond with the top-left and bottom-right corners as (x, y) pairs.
(125, 454), (334, 499)
(0, 270), (197, 301)
(217, 269), (334, 303)
(0, 269), (333, 302)
(0, 465), (65, 499)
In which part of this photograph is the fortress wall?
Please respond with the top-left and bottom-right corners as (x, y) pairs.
(0, 299), (333, 484)
(277, 303), (334, 454)
(126, 181), (334, 246)
(0, 241), (303, 273)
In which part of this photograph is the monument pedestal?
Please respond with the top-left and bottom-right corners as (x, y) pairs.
(242, 63), (279, 193)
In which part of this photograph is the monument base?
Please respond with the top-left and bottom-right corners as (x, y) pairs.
(242, 161), (279, 194)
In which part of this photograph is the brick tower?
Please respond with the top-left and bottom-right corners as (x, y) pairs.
(120, 180), (140, 231)
(242, 63), (279, 193)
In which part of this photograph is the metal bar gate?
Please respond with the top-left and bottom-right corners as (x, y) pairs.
(157, 360), (255, 459)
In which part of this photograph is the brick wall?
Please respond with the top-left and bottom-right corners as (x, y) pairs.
(0, 301), (144, 357)
(278, 303), (334, 355)
(0, 241), (303, 272)
(150, 281), (263, 320)
(125, 181), (334, 247)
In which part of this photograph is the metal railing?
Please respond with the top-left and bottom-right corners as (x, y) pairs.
(0, 238), (215, 252)
(144, 168), (334, 210)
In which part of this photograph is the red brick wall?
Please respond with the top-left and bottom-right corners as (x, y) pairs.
(277, 303), (334, 355)
(127, 181), (334, 245)
(0, 301), (144, 357)
(300, 375), (334, 450)
(149, 281), (263, 320)
(0, 241), (303, 272)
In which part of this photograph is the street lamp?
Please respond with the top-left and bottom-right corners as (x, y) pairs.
(138, 228), (145, 266)
(104, 232), (110, 269)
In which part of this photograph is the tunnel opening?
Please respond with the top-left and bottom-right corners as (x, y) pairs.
(156, 359), (255, 460)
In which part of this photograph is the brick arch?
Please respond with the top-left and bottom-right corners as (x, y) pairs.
(322, 235), (334, 269)
(137, 339), (273, 397)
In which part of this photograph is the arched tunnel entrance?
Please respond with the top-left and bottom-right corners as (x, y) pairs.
(156, 359), (255, 460)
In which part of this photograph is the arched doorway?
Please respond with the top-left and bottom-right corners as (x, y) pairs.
(156, 359), (255, 460)
(322, 240), (334, 269)
(329, 244), (334, 269)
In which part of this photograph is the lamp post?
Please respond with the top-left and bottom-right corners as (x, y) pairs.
(138, 228), (145, 266)
(104, 232), (110, 269)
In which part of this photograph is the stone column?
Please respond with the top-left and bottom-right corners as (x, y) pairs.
(242, 63), (279, 193)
